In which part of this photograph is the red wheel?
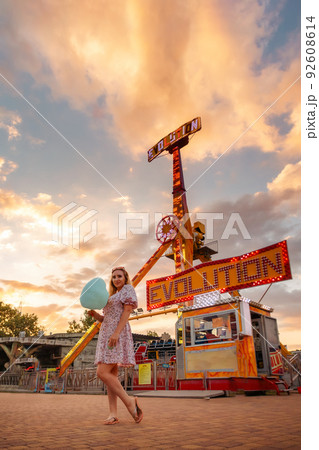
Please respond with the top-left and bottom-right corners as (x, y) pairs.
(156, 215), (180, 244)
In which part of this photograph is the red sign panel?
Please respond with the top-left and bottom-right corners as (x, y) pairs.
(270, 350), (284, 375)
(146, 241), (292, 310)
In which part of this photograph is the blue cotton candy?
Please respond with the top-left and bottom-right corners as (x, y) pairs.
(80, 277), (109, 310)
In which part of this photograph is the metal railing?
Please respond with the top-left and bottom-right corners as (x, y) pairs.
(0, 372), (20, 386)
(283, 352), (301, 388)
(65, 368), (104, 393)
(0, 364), (177, 393)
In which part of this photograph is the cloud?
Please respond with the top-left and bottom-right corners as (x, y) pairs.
(0, 226), (15, 251)
(0, 189), (103, 252)
(0, 188), (55, 220)
(61, 267), (98, 291)
(0, 157), (18, 182)
(193, 161), (300, 288)
(267, 161), (301, 193)
(0, 188), (59, 242)
(0, 0), (300, 162)
(0, 0), (300, 346)
(265, 112), (294, 136)
(0, 107), (22, 141)
(26, 135), (46, 146)
(33, 193), (52, 203)
(18, 303), (76, 334)
(0, 278), (70, 296)
(0, 228), (12, 240)
(112, 195), (132, 209)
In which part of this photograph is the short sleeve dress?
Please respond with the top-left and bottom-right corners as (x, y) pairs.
(95, 284), (137, 367)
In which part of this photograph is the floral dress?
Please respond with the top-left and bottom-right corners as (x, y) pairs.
(94, 284), (137, 367)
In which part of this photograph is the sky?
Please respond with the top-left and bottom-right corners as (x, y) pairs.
(0, 0), (301, 350)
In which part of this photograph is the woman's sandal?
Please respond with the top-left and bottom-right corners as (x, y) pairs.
(132, 397), (143, 424)
(104, 417), (119, 425)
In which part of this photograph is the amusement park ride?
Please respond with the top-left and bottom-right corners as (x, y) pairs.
(59, 117), (294, 393)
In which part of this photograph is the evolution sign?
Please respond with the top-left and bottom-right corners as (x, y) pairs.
(146, 241), (292, 310)
(147, 117), (201, 162)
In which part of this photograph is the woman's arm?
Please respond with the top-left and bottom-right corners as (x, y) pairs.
(108, 304), (133, 348)
(87, 310), (104, 323)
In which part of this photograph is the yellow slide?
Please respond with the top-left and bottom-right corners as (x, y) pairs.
(280, 342), (291, 358)
(59, 322), (101, 376)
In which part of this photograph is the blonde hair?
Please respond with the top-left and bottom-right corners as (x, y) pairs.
(109, 267), (131, 296)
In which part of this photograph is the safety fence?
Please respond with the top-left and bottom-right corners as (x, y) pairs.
(282, 352), (301, 389)
(0, 363), (177, 394)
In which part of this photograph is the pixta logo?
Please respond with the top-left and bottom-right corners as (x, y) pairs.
(52, 202), (98, 249)
(118, 212), (251, 240)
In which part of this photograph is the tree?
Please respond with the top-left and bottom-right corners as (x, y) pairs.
(66, 310), (95, 333)
(146, 330), (159, 337)
(66, 320), (83, 333)
(80, 310), (96, 330)
(0, 301), (43, 337)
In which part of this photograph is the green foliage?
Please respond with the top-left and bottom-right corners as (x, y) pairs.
(66, 310), (95, 333)
(80, 310), (96, 330)
(0, 301), (43, 337)
(146, 330), (159, 337)
(66, 320), (83, 333)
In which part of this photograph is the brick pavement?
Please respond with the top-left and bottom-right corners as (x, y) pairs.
(0, 392), (300, 449)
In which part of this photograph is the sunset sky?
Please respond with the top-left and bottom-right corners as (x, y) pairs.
(0, 0), (301, 349)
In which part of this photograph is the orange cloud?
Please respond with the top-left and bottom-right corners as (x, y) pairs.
(267, 161), (301, 193)
(2, 0), (300, 162)
(0, 279), (68, 296)
(18, 303), (80, 334)
(0, 188), (56, 222)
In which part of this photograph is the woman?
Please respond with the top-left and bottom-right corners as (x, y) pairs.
(88, 267), (143, 425)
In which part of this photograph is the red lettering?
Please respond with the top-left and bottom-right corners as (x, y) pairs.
(188, 277), (202, 294)
(262, 253), (283, 277)
(218, 264), (235, 285)
(174, 278), (188, 297)
(242, 258), (262, 282)
(162, 281), (173, 300)
(236, 262), (242, 282)
(149, 286), (161, 304)
(203, 271), (218, 290)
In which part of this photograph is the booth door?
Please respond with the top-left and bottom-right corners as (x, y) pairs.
(252, 316), (271, 375)
(263, 316), (280, 350)
(263, 316), (283, 375)
(175, 316), (185, 380)
(252, 315), (281, 376)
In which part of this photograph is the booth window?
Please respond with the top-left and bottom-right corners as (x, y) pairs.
(193, 311), (238, 345)
(184, 318), (192, 346)
(176, 316), (183, 346)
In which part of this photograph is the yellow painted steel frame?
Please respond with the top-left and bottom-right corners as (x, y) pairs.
(172, 146), (193, 273)
(45, 368), (57, 384)
(59, 322), (101, 376)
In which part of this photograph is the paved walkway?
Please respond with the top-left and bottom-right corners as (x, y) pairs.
(0, 392), (300, 449)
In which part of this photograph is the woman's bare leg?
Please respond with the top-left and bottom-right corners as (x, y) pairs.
(106, 365), (118, 418)
(97, 363), (136, 416)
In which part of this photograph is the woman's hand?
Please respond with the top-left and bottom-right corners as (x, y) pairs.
(108, 332), (119, 349)
(87, 310), (104, 323)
